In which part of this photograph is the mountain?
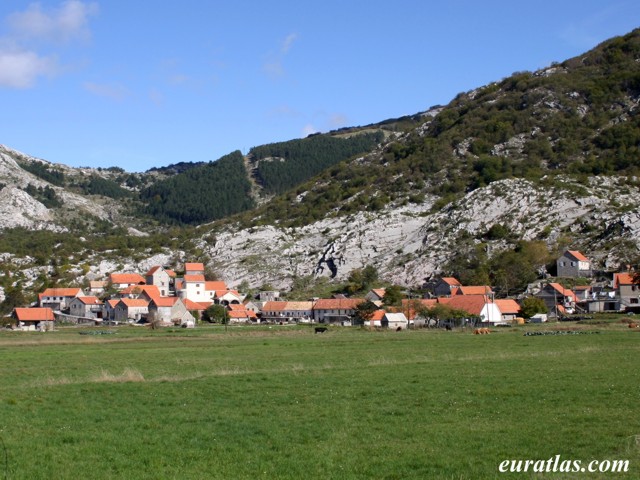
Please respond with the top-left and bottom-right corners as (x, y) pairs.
(1, 28), (640, 302)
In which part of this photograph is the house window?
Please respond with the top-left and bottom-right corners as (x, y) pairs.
(559, 261), (565, 267)
(631, 298), (639, 304)
(570, 261), (576, 267)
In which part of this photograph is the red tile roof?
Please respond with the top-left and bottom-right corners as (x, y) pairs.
(118, 298), (149, 308)
(614, 272), (638, 287)
(183, 274), (206, 282)
(183, 299), (208, 311)
(40, 288), (82, 298)
(456, 286), (493, 295)
(205, 281), (228, 292)
(447, 295), (493, 316)
(262, 301), (288, 312)
(547, 283), (577, 302)
(494, 299), (521, 314)
(14, 307), (55, 321)
(565, 250), (589, 262)
(185, 263), (205, 271)
(150, 297), (179, 307)
(74, 296), (103, 305)
(441, 277), (462, 286)
(110, 273), (146, 285)
(228, 310), (258, 319)
(313, 298), (364, 310)
(119, 285), (161, 299)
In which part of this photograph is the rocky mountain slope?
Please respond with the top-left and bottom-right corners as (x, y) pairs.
(197, 175), (640, 290)
(1, 29), (640, 302)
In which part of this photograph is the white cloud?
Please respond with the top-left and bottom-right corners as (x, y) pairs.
(0, 1), (98, 89)
(281, 33), (298, 54)
(7, 0), (99, 44)
(83, 81), (129, 101)
(0, 47), (57, 88)
(329, 113), (348, 128)
(263, 32), (298, 79)
(302, 124), (318, 137)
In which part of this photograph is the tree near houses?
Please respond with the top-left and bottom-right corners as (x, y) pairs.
(520, 297), (547, 319)
(203, 304), (228, 324)
(346, 265), (379, 295)
(382, 285), (404, 307)
(353, 301), (379, 326)
(424, 304), (471, 328)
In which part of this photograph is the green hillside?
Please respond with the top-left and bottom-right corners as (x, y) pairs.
(238, 28), (640, 228)
(250, 131), (385, 195)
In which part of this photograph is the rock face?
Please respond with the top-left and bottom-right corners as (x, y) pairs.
(0, 144), (126, 231)
(199, 176), (640, 289)
(0, 187), (55, 230)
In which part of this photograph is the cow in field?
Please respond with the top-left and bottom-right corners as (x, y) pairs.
(474, 328), (490, 335)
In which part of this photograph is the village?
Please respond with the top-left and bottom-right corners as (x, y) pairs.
(7, 250), (640, 332)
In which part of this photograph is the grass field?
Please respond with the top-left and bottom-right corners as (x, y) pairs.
(0, 321), (638, 479)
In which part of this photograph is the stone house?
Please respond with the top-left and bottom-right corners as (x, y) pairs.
(147, 297), (195, 326)
(365, 289), (386, 303)
(261, 301), (314, 323)
(433, 277), (462, 297)
(535, 283), (577, 317)
(312, 298), (364, 324)
(557, 250), (592, 278)
(145, 266), (176, 296)
(613, 272), (640, 311)
(69, 296), (104, 319)
(39, 287), (83, 311)
(114, 298), (149, 323)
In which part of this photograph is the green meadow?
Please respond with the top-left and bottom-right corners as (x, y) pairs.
(0, 322), (638, 479)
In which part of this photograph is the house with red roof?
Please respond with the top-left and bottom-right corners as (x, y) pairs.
(227, 304), (258, 324)
(455, 285), (494, 296)
(103, 299), (120, 322)
(39, 287), (83, 311)
(13, 307), (55, 331)
(147, 297), (195, 327)
(313, 298), (364, 324)
(557, 250), (592, 278)
(261, 301), (314, 323)
(184, 262), (205, 276)
(613, 272), (640, 310)
(534, 282), (577, 317)
(433, 277), (462, 297)
(179, 274), (207, 302)
(114, 298), (149, 323)
(69, 296), (104, 319)
(365, 288), (386, 303)
(119, 285), (162, 302)
(109, 273), (146, 289)
(494, 299), (521, 323)
(447, 295), (503, 324)
(145, 266), (176, 296)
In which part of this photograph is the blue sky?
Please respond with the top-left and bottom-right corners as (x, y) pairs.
(0, 1), (638, 172)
